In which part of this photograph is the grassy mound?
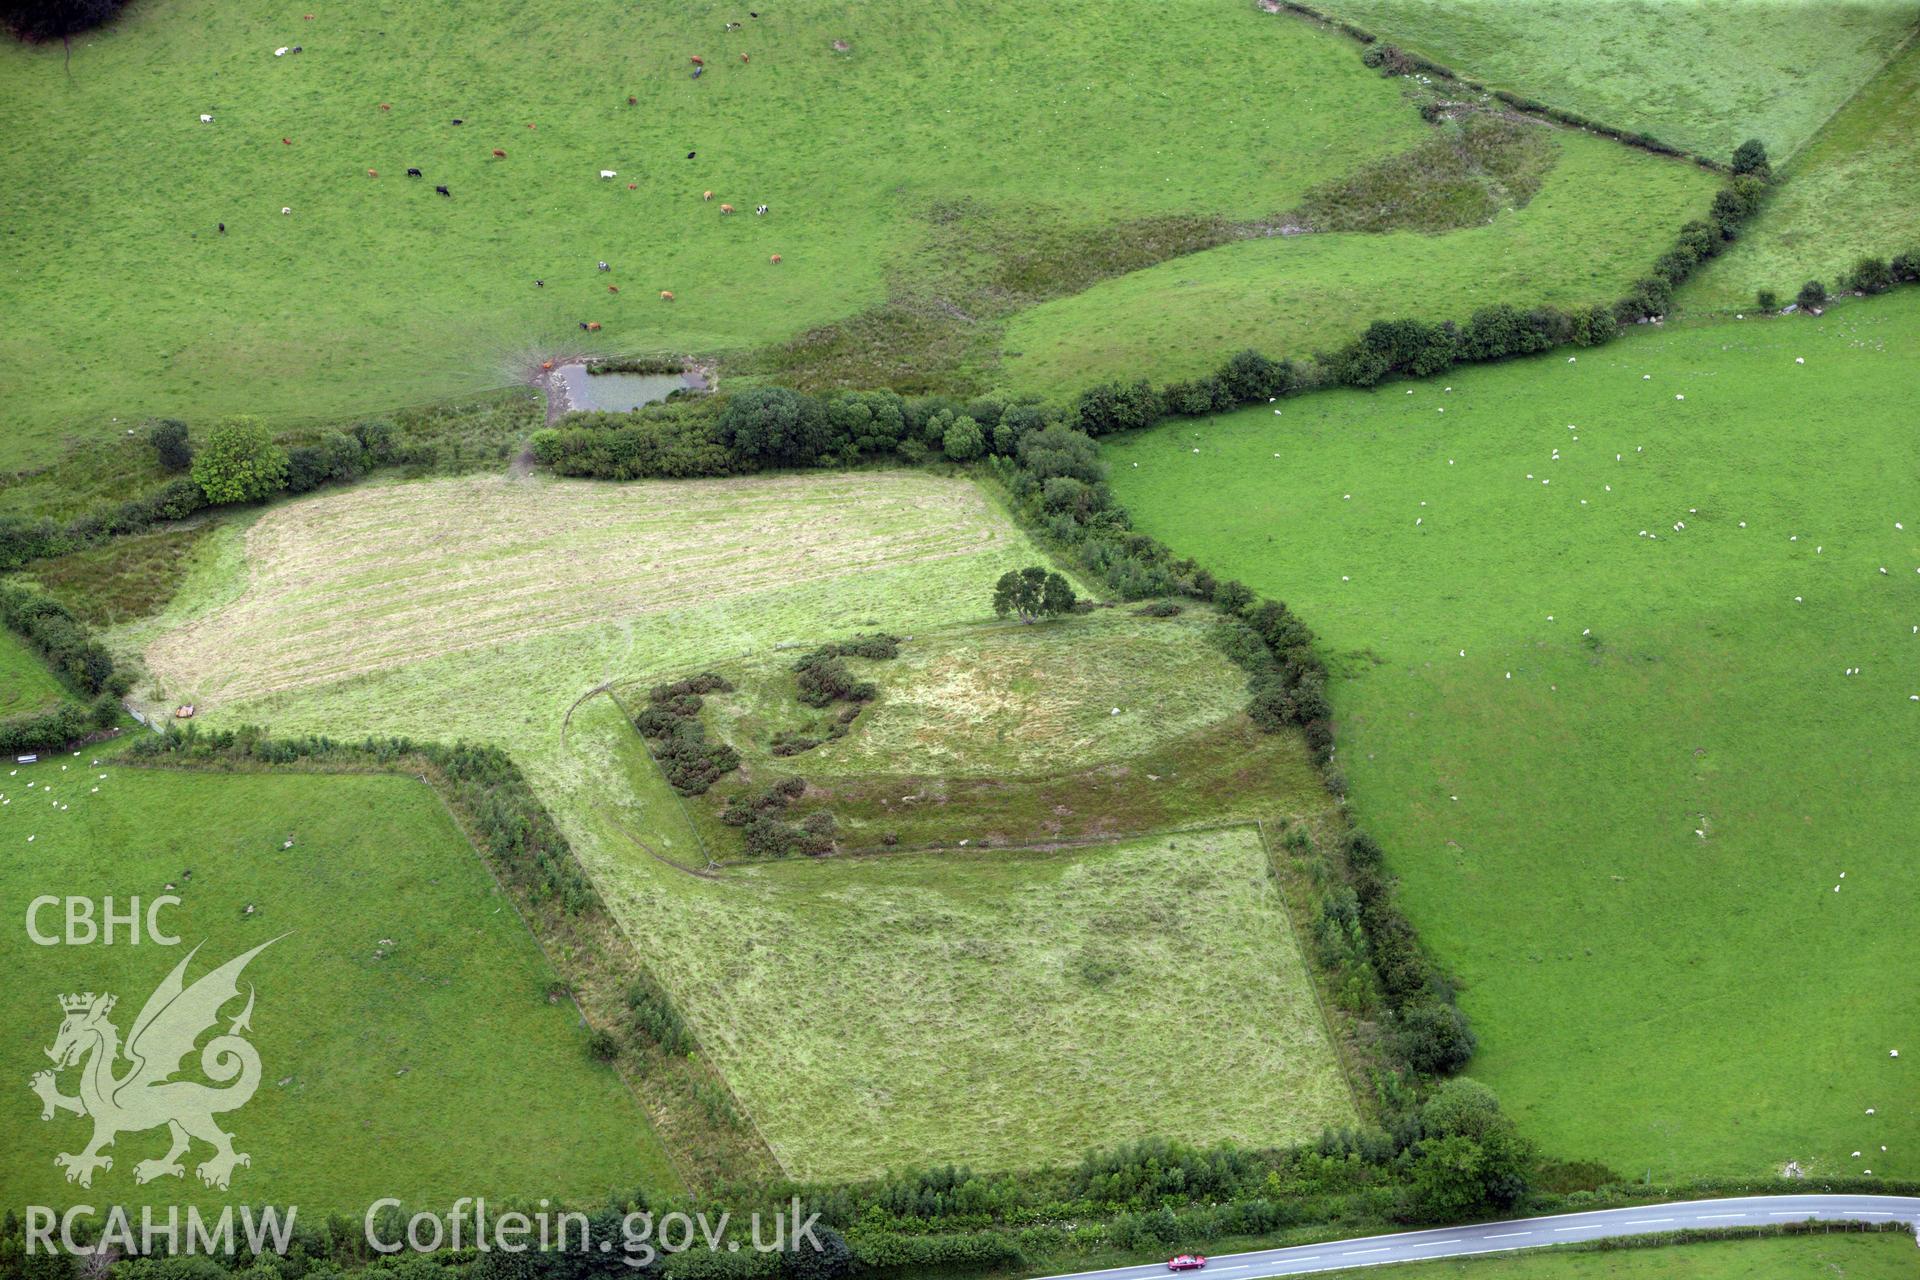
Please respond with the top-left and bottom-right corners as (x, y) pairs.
(1108, 291), (1920, 1178)
(674, 608), (1327, 852)
(0, 764), (675, 1209)
(1313, 0), (1918, 159)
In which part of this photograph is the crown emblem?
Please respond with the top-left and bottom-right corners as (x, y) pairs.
(59, 992), (112, 1015)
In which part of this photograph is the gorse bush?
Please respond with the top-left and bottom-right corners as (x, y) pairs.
(627, 971), (697, 1056)
(1846, 255), (1894, 295)
(147, 418), (192, 472)
(632, 676), (740, 795)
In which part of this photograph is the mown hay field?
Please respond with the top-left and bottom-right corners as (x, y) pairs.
(1108, 292), (1920, 1179)
(564, 695), (1356, 1180)
(134, 470), (1353, 1178)
(0, 765), (676, 1210)
(143, 470), (1034, 711)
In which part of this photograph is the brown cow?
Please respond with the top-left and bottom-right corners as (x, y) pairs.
(660, 291), (675, 301)
(608, 285), (619, 293)
(703, 190), (713, 201)
(492, 148), (507, 158)
(378, 103), (391, 111)
(719, 203), (734, 214)
(690, 55), (704, 65)
(769, 253), (781, 264)
(367, 168), (378, 177)
(587, 321), (602, 331)
(627, 96), (637, 105)
(541, 360), (554, 371)
(741, 53), (750, 62)
(282, 137), (293, 145)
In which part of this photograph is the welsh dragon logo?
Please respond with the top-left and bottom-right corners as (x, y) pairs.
(30, 938), (281, 1190)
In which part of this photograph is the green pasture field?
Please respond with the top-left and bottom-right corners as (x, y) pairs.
(997, 130), (1715, 395)
(0, 0), (1432, 471)
(561, 700), (1356, 1180)
(675, 607), (1329, 852)
(1313, 0), (1919, 160)
(0, 626), (70, 718)
(1317, 1231), (1920, 1279)
(128, 468), (1352, 1178)
(0, 764), (676, 1211)
(1107, 292), (1920, 1179)
(1682, 36), (1920, 313)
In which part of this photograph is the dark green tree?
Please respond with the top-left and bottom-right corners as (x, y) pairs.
(942, 415), (984, 461)
(1796, 279), (1828, 311)
(1730, 137), (1770, 177)
(992, 566), (1077, 623)
(148, 418), (192, 472)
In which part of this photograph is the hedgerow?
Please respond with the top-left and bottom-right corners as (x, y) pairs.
(0, 581), (127, 750)
(130, 727), (599, 914)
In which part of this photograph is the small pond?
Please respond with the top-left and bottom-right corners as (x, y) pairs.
(554, 364), (700, 413)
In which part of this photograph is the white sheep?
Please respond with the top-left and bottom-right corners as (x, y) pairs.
(200, 113), (214, 123)
(600, 169), (617, 179)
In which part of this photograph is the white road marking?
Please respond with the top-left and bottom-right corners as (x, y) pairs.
(1554, 1225), (1603, 1232)
(1625, 1218), (1674, 1225)
(1406, 1240), (1461, 1248)
(1768, 1212), (1810, 1218)
(1486, 1232), (1532, 1239)
(1695, 1214), (1743, 1220)
(1340, 1248), (1389, 1256)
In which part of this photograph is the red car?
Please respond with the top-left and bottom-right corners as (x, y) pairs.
(1166, 1258), (1208, 1272)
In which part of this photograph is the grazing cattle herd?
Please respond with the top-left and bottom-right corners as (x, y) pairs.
(214, 33), (786, 351)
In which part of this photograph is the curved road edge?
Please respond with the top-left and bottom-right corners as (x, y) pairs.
(1028, 1194), (1920, 1280)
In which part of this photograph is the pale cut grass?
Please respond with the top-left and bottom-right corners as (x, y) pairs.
(139, 470), (1353, 1179)
(560, 694), (1355, 1180)
(144, 470), (1032, 710)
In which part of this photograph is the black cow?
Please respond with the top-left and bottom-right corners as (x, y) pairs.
(407, 167), (422, 177)
(435, 185), (450, 197)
